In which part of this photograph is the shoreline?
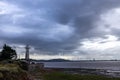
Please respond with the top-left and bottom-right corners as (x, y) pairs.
(43, 67), (120, 78)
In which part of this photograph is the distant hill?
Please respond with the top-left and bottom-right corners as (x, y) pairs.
(30, 58), (71, 62)
(46, 59), (70, 62)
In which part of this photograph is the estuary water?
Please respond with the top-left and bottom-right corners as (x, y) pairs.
(42, 61), (120, 70)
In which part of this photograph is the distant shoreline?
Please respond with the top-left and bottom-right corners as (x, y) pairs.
(30, 58), (120, 62)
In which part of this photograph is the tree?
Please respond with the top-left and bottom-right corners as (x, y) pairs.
(0, 44), (17, 60)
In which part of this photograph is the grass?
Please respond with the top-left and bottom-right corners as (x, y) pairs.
(43, 72), (120, 80)
(0, 62), (32, 80)
(0, 64), (21, 72)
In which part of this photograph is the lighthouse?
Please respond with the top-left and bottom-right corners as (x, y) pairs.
(25, 45), (30, 61)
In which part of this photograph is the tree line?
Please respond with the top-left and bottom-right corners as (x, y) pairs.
(0, 44), (17, 61)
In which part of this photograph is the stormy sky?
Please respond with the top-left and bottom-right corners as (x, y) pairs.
(0, 0), (120, 60)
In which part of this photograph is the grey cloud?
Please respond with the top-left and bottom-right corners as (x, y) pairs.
(1, 0), (120, 55)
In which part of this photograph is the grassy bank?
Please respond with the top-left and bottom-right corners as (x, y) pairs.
(43, 72), (120, 80)
(0, 61), (32, 80)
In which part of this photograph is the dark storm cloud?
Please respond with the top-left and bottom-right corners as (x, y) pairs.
(1, 0), (120, 55)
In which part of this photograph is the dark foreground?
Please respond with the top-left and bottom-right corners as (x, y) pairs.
(30, 68), (120, 80)
(43, 72), (120, 80)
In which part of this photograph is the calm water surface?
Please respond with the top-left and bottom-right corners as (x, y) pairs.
(42, 61), (120, 70)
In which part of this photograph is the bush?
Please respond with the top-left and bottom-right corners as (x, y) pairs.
(13, 60), (29, 71)
(0, 63), (31, 80)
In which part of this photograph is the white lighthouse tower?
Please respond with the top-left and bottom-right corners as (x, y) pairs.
(25, 45), (30, 61)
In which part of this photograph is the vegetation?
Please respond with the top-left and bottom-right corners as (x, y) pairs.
(0, 63), (32, 80)
(0, 44), (31, 80)
(0, 44), (17, 60)
(13, 60), (29, 71)
(43, 72), (120, 80)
